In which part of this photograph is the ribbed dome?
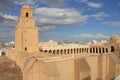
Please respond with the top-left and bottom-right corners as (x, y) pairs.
(110, 35), (119, 40)
(22, 5), (30, 9)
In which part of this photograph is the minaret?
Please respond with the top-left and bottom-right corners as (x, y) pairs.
(15, 5), (39, 53)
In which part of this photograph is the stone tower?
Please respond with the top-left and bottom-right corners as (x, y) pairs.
(15, 5), (39, 53)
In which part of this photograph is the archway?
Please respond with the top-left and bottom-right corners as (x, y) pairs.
(67, 49), (69, 54)
(96, 48), (98, 53)
(57, 50), (59, 54)
(77, 48), (79, 53)
(111, 46), (114, 52)
(49, 50), (52, 54)
(44, 50), (47, 53)
(26, 12), (29, 17)
(90, 48), (92, 53)
(25, 47), (27, 51)
(93, 48), (95, 53)
(71, 49), (73, 54)
(79, 48), (81, 53)
(61, 50), (63, 54)
(1, 52), (6, 56)
(53, 50), (55, 54)
(106, 48), (108, 53)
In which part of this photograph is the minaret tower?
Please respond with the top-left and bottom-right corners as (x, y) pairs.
(15, 5), (39, 53)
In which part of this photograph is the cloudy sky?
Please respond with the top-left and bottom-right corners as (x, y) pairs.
(0, 0), (120, 42)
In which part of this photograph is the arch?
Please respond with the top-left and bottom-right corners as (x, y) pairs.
(64, 49), (66, 54)
(111, 46), (114, 52)
(44, 50), (47, 53)
(67, 49), (69, 54)
(25, 47), (27, 51)
(90, 48), (92, 53)
(82, 48), (84, 53)
(53, 50), (55, 54)
(106, 48), (108, 53)
(71, 49), (73, 54)
(85, 48), (86, 52)
(74, 49), (76, 54)
(102, 48), (105, 53)
(57, 50), (59, 54)
(77, 48), (79, 54)
(60, 50), (63, 54)
(79, 48), (81, 53)
(40, 50), (43, 52)
(99, 48), (101, 53)
(87, 48), (89, 53)
(49, 50), (52, 54)
(93, 47), (95, 53)
(96, 48), (98, 53)
(26, 12), (29, 17)
(1, 52), (6, 56)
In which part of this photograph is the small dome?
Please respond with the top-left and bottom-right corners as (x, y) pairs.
(110, 35), (119, 40)
(22, 5), (30, 9)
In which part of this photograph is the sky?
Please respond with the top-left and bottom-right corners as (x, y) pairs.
(0, 0), (120, 42)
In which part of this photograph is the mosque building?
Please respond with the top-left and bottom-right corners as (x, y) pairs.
(7, 5), (120, 80)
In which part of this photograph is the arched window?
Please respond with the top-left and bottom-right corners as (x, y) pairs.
(25, 47), (27, 51)
(26, 12), (29, 17)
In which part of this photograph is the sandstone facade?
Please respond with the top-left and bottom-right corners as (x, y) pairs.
(15, 5), (39, 53)
(8, 5), (120, 80)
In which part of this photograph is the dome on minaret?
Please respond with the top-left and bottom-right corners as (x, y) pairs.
(110, 34), (120, 43)
(110, 35), (119, 40)
(20, 5), (32, 18)
(22, 5), (30, 9)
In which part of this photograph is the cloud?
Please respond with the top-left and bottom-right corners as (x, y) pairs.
(76, 0), (103, 8)
(87, 2), (103, 8)
(39, 26), (56, 33)
(14, 0), (64, 7)
(70, 33), (109, 39)
(118, 3), (120, 6)
(91, 12), (109, 20)
(41, 0), (64, 7)
(14, 0), (36, 5)
(0, 32), (13, 38)
(0, 0), (17, 13)
(34, 7), (88, 27)
(75, 0), (88, 3)
(0, 13), (17, 27)
(0, 28), (14, 39)
(1, 14), (17, 20)
(102, 21), (120, 26)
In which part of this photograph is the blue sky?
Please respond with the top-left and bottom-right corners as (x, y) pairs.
(0, 0), (120, 42)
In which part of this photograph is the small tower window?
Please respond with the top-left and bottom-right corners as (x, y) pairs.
(26, 12), (29, 17)
(25, 47), (27, 51)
